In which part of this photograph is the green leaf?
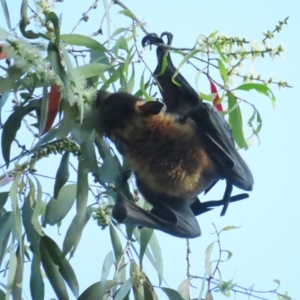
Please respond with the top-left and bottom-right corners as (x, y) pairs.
(79, 130), (99, 178)
(205, 242), (215, 276)
(22, 194), (42, 258)
(99, 154), (119, 184)
(99, 252), (115, 300)
(62, 207), (93, 258)
(0, 212), (13, 259)
(38, 85), (49, 136)
(126, 65), (135, 94)
(60, 43), (84, 122)
(47, 42), (71, 98)
(53, 151), (70, 199)
(139, 228), (153, 266)
(6, 251), (17, 299)
(247, 109), (262, 142)
(0, 221), (10, 268)
(234, 83), (276, 108)
(118, 9), (135, 19)
(30, 254), (45, 300)
(12, 241), (24, 299)
(0, 26), (10, 39)
(19, 0), (40, 39)
(220, 250), (233, 262)
(1, 99), (40, 166)
(215, 44), (228, 63)
(199, 92), (216, 102)
(90, 49), (109, 65)
(10, 174), (22, 243)
(172, 49), (201, 81)
(45, 12), (60, 45)
(75, 63), (111, 79)
(44, 184), (77, 226)
(228, 93), (247, 149)
(177, 279), (191, 300)
(78, 281), (118, 300)
(42, 235), (79, 298)
(110, 28), (126, 39)
(0, 1), (11, 29)
(114, 278), (133, 300)
(109, 222), (123, 265)
(221, 225), (241, 231)
(113, 36), (128, 56)
(61, 34), (107, 52)
(0, 66), (25, 93)
(40, 237), (69, 300)
(76, 157), (89, 222)
(31, 176), (45, 237)
(0, 90), (11, 110)
(0, 192), (9, 209)
(217, 58), (228, 84)
(101, 67), (121, 90)
(148, 232), (163, 285)
(160, 287), (185, 300)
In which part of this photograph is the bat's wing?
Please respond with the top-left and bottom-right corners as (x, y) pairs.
(182, 102), (254, 192)
(142, 32), (201, 114)
(113, 193), (201, 238)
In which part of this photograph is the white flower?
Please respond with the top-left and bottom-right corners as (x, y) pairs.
(35, 0), (54, 14)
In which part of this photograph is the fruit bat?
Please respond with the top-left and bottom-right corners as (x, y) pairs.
(96, 90), (253, 238)
(142, 32), (254, 217)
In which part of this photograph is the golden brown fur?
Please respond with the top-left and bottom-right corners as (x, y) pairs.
(97, 92), (220, 203)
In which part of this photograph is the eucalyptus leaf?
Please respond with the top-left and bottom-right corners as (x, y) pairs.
(42, 235), (79, 298)
(0, 212), (13, 258)
(228, 93), (247, 149)
(109, 222), (123, 265)
(100, 252), (115, 300)
(40, 237), (69, 300)
(139, 228), (153, 266)
(44, 184), (77, 226)
(22, 195), (41, 258)
(1, 99), (40, 166)
(61, 34), (107, 52)
(114, 278), (133, 300)
(78, 280), (118, 300)
(30, 254), (44, 300)
(160, 287), (185, 300)
(12, 241), (24, 299)
(53, 151), (70, 199)
(62, 207), (92, 257)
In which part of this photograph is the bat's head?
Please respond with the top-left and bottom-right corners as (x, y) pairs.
(96, 91), (164, 137)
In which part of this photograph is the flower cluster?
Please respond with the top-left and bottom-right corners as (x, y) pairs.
(35, 0), (54, 14)
(4, 39), (56, 83)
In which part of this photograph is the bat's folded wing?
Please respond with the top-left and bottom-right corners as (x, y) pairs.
(112, 193), (201, 238)
(184, 102), (254, 191)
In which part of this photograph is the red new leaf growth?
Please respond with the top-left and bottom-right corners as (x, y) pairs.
(42, 83), (61, 135)
(209, 79), (223, 112)
(0, 44), (8, 60)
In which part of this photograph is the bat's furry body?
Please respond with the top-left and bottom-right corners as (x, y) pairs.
(94, 32), (253, 238)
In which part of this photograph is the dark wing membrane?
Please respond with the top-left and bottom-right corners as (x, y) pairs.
(184, 103), (254, 191)
(113, 193), (201, 238)
(142, 32), (201, 114)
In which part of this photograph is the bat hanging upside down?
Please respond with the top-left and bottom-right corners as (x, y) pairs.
(96, 90), (253, 238)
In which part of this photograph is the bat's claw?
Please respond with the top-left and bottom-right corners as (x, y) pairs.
(160, 32), (173, 45)
(142, 33), (162, 47)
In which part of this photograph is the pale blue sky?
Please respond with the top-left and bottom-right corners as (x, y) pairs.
(1, 1), (300, 299)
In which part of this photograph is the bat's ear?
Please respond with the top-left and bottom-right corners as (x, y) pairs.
(137, 101), (164, 116)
